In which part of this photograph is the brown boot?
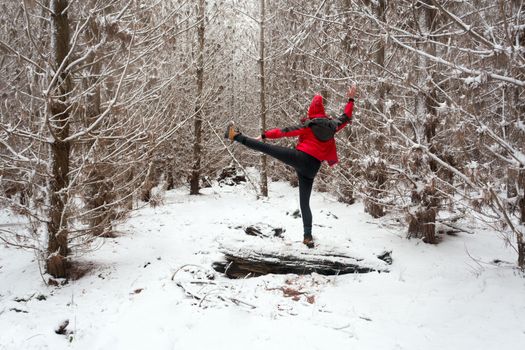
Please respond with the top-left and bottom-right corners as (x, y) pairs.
(224, 122), (239, 143)
(303, 237), (315, 248)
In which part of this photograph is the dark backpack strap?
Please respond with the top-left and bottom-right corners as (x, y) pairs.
(305, 118), (338, 142)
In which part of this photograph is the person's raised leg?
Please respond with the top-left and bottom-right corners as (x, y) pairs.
(233, 134), (304, 170)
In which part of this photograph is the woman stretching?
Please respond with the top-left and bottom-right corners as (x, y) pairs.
(225, 85), (356, 248)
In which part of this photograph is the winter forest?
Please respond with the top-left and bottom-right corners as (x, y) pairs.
(1, 0), (525, 348)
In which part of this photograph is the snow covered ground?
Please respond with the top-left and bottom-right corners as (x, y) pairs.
(1, 180), (525, 350)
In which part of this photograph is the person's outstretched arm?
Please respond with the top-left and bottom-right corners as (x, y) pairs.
(335, 85), (356, 132)
(260, 124), (307, 140)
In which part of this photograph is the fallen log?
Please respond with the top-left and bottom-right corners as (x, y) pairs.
(213, 236), (391, 278)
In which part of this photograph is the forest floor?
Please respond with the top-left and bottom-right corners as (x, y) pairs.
(1, 180), (525, 350)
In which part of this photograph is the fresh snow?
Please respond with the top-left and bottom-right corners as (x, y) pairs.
(1, 180), (525, 350)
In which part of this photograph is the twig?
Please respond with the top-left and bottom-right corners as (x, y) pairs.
(171, 264), (208, 281)
(228, 297), (256, 309)
(34, 250), (48, 286)
(438, 221), (475, 235)
(175, 282), (202, 300)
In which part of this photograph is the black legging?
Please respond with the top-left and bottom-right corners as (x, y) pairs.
(234, 135), (321, 238)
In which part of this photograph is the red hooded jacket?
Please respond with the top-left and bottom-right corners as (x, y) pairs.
(262, 95), (354, 166)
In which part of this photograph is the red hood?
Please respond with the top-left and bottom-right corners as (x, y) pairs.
(307, 95), (326, 119)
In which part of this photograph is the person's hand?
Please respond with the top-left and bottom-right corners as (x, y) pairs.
(255, 135), (262, 141)
(346, 84), (357, 99)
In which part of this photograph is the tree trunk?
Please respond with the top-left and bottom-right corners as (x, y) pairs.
(415, 0), (429, 125)
(376, 0), (386, 110)
(517, 232), (525, 269)
(513, 166), (525, 268)
(190, 0), (205, 195)
(258, 0), (268, 197)
(84, 11), (114, 237)
(166, 158), (175, 191)
(85, 165), (114, 237)
(364, 159), (387, 218)
(408, 182), (439, 244)
(363, 0), (387, 218)
(507, 167), (519, 198)
(46, 0), (71, 278)
(407, 1), (439, 244)
(408, 206), (437, 243)
(141, 161), (159, 203)
(516, 168), (525, 225)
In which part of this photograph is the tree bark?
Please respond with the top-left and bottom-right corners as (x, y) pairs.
(515, 168), (525, 224)
(517, 232), (525, 268)
(363, 0), (387, 218)
(408, 181), (439, 244)
(46, 0), (71, 278)
(213, 240), (391, 278)
(258, 0), (268, 197)
(408, 206), (437, 243)
(364, 159), (387, 218)
(190, 0), (205, 195)
(84, 11), (113, 236)
(408, 1), (439, 244)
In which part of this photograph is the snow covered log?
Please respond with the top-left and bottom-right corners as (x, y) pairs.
(213, 236), (391, 278)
